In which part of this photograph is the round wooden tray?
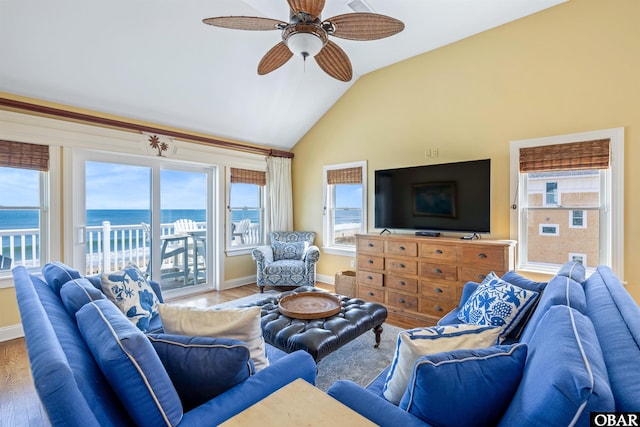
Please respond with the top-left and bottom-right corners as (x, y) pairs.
(278, 292), (342, 319)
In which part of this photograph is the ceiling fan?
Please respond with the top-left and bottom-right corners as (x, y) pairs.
(203, 0), (404, 82)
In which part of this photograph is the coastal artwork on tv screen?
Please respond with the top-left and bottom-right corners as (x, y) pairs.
(412, 181), (457, 218)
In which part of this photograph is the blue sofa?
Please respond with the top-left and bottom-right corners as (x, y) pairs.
(328, 263), (640, 426)
(13, 263), (317, 426)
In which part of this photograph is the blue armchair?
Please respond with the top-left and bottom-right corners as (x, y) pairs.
(251, 231), (320, 293)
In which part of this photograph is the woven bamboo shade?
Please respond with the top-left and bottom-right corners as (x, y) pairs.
(327, 166), (362, 184)
(520, 139), (610, 172)
(0, 140), (49, 171)
(230, 167), (266, 186)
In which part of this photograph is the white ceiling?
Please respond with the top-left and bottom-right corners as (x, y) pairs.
(0, 0), (566, 150)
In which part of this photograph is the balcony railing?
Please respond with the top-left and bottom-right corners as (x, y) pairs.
(1, 221), (262, 276)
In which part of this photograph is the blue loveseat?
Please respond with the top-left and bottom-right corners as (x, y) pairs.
(328, 262), (640, 426)
(13, 263), (316, 426)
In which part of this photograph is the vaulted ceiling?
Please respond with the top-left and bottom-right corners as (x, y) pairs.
(0, 0), (566, 150)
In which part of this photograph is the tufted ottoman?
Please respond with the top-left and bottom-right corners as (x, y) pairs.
(245, 286), (388, 362)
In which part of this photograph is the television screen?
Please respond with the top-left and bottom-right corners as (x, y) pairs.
(374, 159), (491, 233)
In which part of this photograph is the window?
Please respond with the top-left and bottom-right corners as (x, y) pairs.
(510, 128), (624, 278)
(0, 141), (49, 273)
(539, 224), (559, 236)
(544, 182), (558, 206)
(323, 161), (367, 255)
(570, 210), (586, 228)
(227, 168), (265, 253)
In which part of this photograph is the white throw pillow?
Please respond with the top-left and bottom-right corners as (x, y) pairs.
(158, 304), (270, 372)
(382, 324), (501, 405)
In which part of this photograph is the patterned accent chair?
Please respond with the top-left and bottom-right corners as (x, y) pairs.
(251, 231), (320, 293)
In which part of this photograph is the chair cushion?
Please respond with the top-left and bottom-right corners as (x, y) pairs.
(60, 278), (106, 316)
(457, 276), (539, 339)
(42, 262), (82, 295)
(272, 241), (308, 261)
(100, 264), (160, 332)
(147, 333), (253, 411)
(158, 304), (269, 372)
(76, 300), (183, 427)
(382, 324), (501, 405)
(499, 305), (615, 426)
(400, 343), (527, 426)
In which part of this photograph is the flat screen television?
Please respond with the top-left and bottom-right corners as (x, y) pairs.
(374, 159), (491, 233)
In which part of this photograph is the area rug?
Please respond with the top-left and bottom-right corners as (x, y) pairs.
(212, 292), (402, 392)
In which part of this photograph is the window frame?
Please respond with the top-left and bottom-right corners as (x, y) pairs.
(569, 209), (587, 229)
(510, 128), (624, 279)
(544, 181), (559, 206)
(322, 161), (367, 256)
(225, 168), (266, 256)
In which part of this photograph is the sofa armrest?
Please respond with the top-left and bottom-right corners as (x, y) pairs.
(149, 280), (163, 303)
(305, 245), (320, 266)
(327, 380), (429, 427)
(180, 350), (316, 425)
(459, 281), (479, 308)
(251, 246), (273, 265)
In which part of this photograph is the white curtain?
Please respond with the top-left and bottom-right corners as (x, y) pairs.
(267, 156), (293, 232)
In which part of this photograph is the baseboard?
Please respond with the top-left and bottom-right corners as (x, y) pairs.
(316, 273), (333, 285)
(221, 275), (257, 290)
(0, 323), (24, 342)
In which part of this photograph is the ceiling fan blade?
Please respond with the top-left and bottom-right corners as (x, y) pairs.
(287, 0), (325, 19)
(258, 42), (294, 75)
(315, 40), (352, 82)
(202, 16), (286, 31)
(324, 13), (404, 40)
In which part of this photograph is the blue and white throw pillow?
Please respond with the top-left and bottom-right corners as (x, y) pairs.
(272, 241), (309, 261)
(457, 277), (539, 338)
(382, 324), (502, 405)
(100, 264), (160, 332)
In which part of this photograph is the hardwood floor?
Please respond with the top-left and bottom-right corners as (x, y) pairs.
(0, 283), (336, 426)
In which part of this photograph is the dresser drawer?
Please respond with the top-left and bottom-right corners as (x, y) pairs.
(385, 240), (418, 257)
(419, 299), (457, 318)
(386, 275), (418, 293)
(460, 268), (506, 283)
(419, 243), (458, 262)
(420, 262), (458, 281)
(421, 281), (459, 303)
(358, 285), (384, 303)
(357, 238), (384, 253)
(357, 270), (383, 287)
(386, 258), (418, 275)
(462, 246), (506, 269)
(357, 254), (384, 271)
(387, 291), (418, 311)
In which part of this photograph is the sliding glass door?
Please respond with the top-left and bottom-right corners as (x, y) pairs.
(73, 151), (215, 294)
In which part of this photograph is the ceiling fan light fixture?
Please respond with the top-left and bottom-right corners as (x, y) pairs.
(287, 32), (323, 58)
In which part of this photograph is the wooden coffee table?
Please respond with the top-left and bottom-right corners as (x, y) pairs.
(219, 379), (376, 427)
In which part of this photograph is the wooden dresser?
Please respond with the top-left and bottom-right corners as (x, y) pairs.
(355, 234), (516, 328)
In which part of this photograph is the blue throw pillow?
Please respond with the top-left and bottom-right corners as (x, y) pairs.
(400, 343), (527, 427)
(500, 271), (547, 340)
(499, 306), (615, 426)
(272, 241), (308, 261)
(76, 300), (183, 427)
(100, 264), (160, 332)
(60, 278), (106, 316)
(42, 262), (82, 295)
(148, 333), (254, 411)
(457, 277), (539, 339)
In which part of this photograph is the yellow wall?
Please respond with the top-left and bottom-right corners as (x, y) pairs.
(291, 0), (639, 302)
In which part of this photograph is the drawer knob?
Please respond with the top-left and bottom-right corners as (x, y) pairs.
(478, 253), (488, 259)
(368, 259), (374, 264)
(435, 306), (443, 312)
(434, 287), (443, 293)
(367, 275), (373, 280)
(399, 298), (406, 304)
(434, 268), (443, 274)
(477, 274), (486, 280)
(399, 281), (406, 286)
(368, 243), (374, 247)
(398, 263), (405, 268)
(368, 292), (374, 296)
(399, 245), (405, 250)
(435, 249), (443, 254)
